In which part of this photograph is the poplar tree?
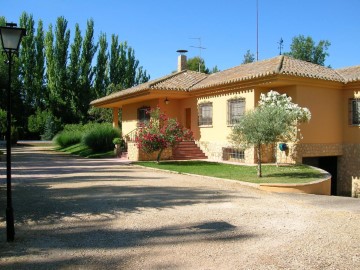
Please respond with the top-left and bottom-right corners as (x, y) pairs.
(0, 16), (7, 109)
(108, 36), (149, 93)
(34, 20), (46, 108)
(45, 17), (70, 122)
(78, 19), (97, 121)
(68, 23), (82, 118)
(19, 12), (36, 109)
(94, 32), (108, 98)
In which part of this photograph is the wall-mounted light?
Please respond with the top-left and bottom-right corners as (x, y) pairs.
(164, 97), (169, 105)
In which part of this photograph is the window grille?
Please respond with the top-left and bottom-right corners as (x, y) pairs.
(227, 98), (245, 125)
(349, 99), (360, 125)
(198, 103), (213, 126)
(222, 147), (245, 162)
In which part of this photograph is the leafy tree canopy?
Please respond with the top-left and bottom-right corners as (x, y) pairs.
(242, 50), (255, 64)
(186, 57), (220, 74)
(284, 35), (331, 66)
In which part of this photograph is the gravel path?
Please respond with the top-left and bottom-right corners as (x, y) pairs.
(0, 146), (359, 269)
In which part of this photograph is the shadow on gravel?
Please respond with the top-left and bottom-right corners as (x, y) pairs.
(0, 147), (254, 224)
(0, 219), (254, 269)
(0, 146), (258, 269)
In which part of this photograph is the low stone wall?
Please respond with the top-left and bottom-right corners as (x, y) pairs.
(338, 144), (360, 197)
(196, 141), (256, 164)
(127, 142), (172, 161)
(259, 177), (331, 195)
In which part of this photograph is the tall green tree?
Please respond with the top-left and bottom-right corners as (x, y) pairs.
(285, 35), (331, 66)
(34, 19), (46, 108)
(78, 19), (97, 121)
(242, 50), (255, 64)
(19, 12), (37, 110)
(45, 17), (71, 122)
(0, 16), (8, 109)
(108, 36), (149, 93)
(68, 23), (82, 119)
(109, 34), (121, 88)
(94, 32), (108, 98)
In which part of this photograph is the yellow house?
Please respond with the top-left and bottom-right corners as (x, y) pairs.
(91, 54), (360, 197)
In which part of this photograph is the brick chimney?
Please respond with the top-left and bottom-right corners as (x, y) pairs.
(177, 50), (188, 72)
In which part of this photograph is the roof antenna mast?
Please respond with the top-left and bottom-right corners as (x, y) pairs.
(190, 37), (206, 72)
(256, 0), (259, 61)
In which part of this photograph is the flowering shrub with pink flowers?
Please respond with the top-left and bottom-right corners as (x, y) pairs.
(135, 107), (193, 162)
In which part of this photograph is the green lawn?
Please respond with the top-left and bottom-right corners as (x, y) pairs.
(56, 143), (115, 158)
(135, 161), (326, 184)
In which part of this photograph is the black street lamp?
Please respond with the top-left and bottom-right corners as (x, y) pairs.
(0, 23), (26, 242)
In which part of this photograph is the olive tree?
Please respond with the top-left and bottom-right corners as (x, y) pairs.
(229, 91), (311, 177)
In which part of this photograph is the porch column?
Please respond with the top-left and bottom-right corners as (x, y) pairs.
(112, 107), (119, 128)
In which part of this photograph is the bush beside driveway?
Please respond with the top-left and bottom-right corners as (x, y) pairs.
(0, 145), (359, 269)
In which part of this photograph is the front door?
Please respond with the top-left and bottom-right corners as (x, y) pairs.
(185, 108), (191, 129)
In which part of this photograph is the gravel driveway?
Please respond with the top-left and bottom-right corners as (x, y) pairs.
(0, 145), (359, 269)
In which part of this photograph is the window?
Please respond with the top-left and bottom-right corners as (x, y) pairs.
(198, 103), (213, 126)
(137, 106), (150, 124)
(350, 99), (360, 125)
(227, 98), (245, 125)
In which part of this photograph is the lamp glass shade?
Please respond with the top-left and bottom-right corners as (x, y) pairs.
(0, 27), (25, 51)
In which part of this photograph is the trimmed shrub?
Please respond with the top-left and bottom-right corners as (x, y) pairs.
(54, 130), (83, 148)
(82, 123), (121, 152)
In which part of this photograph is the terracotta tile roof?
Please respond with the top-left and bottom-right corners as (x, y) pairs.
(336, 65), (360, 83)
(191, 56), (282, 90)
(90, 70), (203, 105)
(190, 56), (345, 90)
(280, 56), (344, 82)
(91, 55), (360, 106)
(152, 71), (208, 90)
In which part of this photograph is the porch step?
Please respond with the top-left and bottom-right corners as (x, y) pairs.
(172, 141), (207, 160)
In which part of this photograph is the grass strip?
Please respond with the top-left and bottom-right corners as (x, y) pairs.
(135, 161), (326, 184)
(56, 143), (115, 158)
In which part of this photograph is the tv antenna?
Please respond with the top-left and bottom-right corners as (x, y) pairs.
(190, 37), (206, 72)
(278, 38), (284, 55)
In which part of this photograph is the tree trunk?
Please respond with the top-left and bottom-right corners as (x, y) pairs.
(257, 144), (262, 177)
(156, 148), (164, 164)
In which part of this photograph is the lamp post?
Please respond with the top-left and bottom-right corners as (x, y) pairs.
(0, 22), (26, 242)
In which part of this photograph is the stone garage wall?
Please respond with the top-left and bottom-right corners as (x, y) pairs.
(338, 144), (360, 197)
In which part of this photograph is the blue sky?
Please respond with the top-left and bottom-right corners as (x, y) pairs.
(3, 0), (360, 79)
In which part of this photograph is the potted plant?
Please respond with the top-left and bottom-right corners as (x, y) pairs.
(113, 137), (124, 157)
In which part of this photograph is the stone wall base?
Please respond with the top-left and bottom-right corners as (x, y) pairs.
(196, 141), (274, 164)
(127, 142), (172, 161)
(276, 143), (343, 164)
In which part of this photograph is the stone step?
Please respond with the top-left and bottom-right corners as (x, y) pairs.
(172, 141), (207, 160)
